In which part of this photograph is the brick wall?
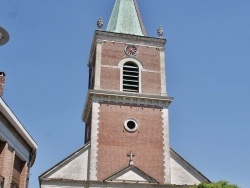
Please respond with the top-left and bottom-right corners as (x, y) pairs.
(100, 42), (162, 95)
(0, 143), (15, 188)
(100, 67), (120, 91)
(19, 162), (28, 188)
(0, 141), (6, 176)
(142, 71), (161, 95)
(96, 104), (165, 184)
(0, 141), (28, 188)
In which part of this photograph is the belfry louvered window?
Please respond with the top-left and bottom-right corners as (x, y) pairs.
(123, 62), (139, 92)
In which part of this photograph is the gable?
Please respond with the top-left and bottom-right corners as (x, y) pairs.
(105, 165), (158, 184)
(170, 148), (210, 185)
(116, 170), (147, 182)
(40, 143), (90, 181)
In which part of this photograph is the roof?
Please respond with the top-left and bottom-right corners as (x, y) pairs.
(39, 142), (90, 180)
(107, 0), (147, 36)
(104, 164), (159, 184)
(0, 97), (38, 150)
(170, 148), (211, 183)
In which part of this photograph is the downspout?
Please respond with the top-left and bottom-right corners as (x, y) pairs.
(26, 149), (36, 188)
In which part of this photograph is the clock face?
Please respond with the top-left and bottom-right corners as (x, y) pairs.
(125, 45), (137, 56)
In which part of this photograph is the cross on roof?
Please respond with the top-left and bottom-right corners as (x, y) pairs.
(127, 151), (135, 166)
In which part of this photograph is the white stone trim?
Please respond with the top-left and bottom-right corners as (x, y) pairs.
(101, 65), (161, 74)
(118, 57), (143, 93)
(94, 41), (102, 90)
(124, 119), (138, 132)
(101, 65), (120, 69)
(89, 101), (100, 180)
(96, 30), (166, 48)
(160, 49), (167, 96)
(82, 90), (173, 122)
(141, 69), (161, 73)
(162, 107), (171, 184)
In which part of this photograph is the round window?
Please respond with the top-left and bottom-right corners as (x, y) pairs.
(124, 119), (138, 132)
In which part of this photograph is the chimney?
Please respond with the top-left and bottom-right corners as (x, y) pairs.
(0, 72), (5, 97)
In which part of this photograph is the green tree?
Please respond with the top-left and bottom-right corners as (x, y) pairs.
(190, 181), (240, 188)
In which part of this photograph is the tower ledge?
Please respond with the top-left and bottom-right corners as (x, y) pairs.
(82, 89), (173, 122)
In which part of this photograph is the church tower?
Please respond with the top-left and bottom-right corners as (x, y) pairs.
(83, 0), (172, 184)
(40, 1), (210, 187)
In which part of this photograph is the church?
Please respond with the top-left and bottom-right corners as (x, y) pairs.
(39, 0), (210, 187)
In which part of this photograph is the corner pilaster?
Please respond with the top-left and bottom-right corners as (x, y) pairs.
(162, 107), (171, 184)
(89, 101), (100, 180)
(160, 48), (167, 96)
(94, 41), (103, 90)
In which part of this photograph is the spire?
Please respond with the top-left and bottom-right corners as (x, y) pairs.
(107, 0), (147, 36)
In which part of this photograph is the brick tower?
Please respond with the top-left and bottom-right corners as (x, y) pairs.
(40, 1), (210, 187)
(83, 0), (172, 184)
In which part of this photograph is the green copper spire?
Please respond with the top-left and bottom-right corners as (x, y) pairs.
(107, 0), (147, 36)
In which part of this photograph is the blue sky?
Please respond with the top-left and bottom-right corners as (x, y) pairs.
(1, 0), (250, 187)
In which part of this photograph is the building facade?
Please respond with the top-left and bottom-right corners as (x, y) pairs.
(0, 27), (38, 188)
(40, 0), (210, 188)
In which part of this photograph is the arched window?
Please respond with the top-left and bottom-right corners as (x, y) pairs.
(123, 62), (139, 92)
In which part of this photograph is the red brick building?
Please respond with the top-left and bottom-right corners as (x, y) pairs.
(0, 27), (38, 188)
(40, 1), (210, 188)
(0, 73), (38, 188)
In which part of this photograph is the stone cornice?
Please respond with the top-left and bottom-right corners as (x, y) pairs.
(87, 30), (167, 67)
(82, 89), (173, 122)
(40, 179), (189, 188)
(95, 30), (166, 47)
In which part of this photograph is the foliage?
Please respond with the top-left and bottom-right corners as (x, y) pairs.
(190, 181), (240, 188)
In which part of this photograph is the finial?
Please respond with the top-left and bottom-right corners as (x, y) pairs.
(157, 26), (164, 38)
(127, 151), (135, 166)
(97, 17), (104, 30)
